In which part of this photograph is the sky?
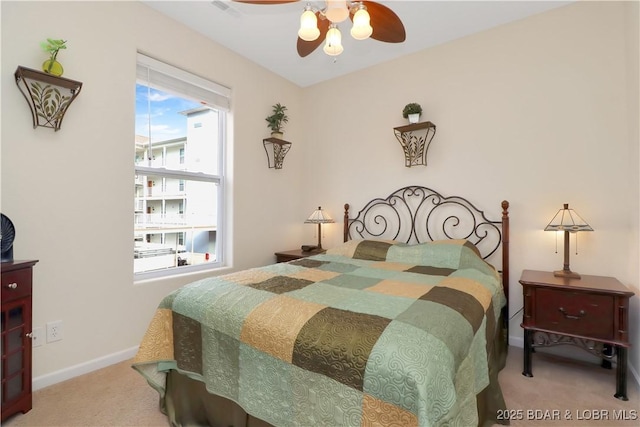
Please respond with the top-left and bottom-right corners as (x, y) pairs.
(135, 84), (201, 142)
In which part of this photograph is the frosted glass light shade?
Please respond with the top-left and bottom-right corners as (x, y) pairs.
(298, 9), (320, 41)
(325, 0), (349, 23)
(323, 25), (344, 56)
(350, 8), (372, 40)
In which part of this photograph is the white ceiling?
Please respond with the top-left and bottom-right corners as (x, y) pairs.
(143, 0), (573, 87)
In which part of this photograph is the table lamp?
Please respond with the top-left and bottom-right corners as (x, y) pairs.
(303, 206), (334, 251)
(544, 203), (593, 279)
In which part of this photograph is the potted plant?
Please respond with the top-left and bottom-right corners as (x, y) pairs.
(265, 103), (289, 138)
(402, 102), (423, 124)
(41, 38), (67, 76)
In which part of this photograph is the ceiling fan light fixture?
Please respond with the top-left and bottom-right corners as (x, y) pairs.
(325, 0), (349, 23)
(298, 8), (320, 41)
(350, 6), (372, 40)
(323, 24), (344, 56)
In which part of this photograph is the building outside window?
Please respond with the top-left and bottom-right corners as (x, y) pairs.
(134, 53), (230, 279)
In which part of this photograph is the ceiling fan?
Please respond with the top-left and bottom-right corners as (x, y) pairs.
(232, 1), (406, 57)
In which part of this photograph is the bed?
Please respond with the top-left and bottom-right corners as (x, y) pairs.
(133, 185), (510, 427)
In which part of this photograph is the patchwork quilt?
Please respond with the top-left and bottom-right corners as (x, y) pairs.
(133, 239), (506, 427)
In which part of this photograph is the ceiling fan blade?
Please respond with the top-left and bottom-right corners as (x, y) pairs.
(362, 1), (406, 43)
(297, 14), (330, 57)
(232, 0), (299, 4)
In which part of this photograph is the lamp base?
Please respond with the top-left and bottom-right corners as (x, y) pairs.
(553, 269), (581, 280)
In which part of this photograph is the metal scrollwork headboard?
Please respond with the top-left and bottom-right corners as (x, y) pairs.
(343, 185), (509, 262)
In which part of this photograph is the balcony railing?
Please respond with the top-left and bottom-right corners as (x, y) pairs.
(134, 213), (216, 229)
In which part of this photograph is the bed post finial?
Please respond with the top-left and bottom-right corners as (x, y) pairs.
(343, 203), (350, 242)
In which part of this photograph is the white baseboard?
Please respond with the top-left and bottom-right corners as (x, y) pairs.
(509, 336), (524, 348)
(508, 334), (640, 389)
(32, 346), (139, 391)
(32, 337), (640, 393)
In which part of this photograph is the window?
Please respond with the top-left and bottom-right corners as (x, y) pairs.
(134, 53), (230, 279)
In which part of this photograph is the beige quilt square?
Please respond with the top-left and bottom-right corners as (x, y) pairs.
(133, 308), (174, 363)
(440, 276), (492, 310)
(240, 295), (326, 363)
(290, 268), (341, 282)
(366, 279), (432, 299)
(223, 269), (277, 286)
(361, 394), (418, 427)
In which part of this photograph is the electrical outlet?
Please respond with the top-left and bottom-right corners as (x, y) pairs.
(46, 320), (63, 343)
(31, 326), (44, 347)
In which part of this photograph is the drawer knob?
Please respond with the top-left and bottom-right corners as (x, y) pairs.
(6, 282), (18, 289)
(559, 307), (586, 320)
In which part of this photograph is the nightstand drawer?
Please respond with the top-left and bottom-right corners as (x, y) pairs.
(535, 288), (613, 339)
(1, 268), (33, 303)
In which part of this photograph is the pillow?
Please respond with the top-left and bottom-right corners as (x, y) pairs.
(325, 239), (404, 261)
(438, 239), (482, 257)
(385, 239), (480, 267)
(326, 239), (482, 263)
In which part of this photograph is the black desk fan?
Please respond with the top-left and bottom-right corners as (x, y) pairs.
(1, 213), (15, 262)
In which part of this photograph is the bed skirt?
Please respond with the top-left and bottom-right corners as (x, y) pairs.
(156, 321), (509, 427)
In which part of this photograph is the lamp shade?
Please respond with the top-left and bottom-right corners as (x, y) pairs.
(323, 25), (344, 56)
(304, 206), (335, 224)
(544, 203), (593, 232)
(544, 203), (593, 279)
(298, 9), (320, 41)
(350, 7), (373, 40)
(325, 0), (349, 23)
(304, 206), (334, 250)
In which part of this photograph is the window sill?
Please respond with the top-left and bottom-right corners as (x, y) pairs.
(134, 263), (231, 285)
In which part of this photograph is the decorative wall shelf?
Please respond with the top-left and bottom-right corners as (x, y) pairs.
(14, 66), (83, 131)
(393, 121), (437, 167)
(263, 137), (292, 169)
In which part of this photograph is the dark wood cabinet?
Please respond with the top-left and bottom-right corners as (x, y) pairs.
(1, 260), (38, 421)
(519, 269), (634, 400)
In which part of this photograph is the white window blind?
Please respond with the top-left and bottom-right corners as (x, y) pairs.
(136, 53), (231, 112)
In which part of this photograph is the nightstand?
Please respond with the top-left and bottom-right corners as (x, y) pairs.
(2, 260), (39, 421)
(274, 249), (325, 263)
(519, 269), (634, 400)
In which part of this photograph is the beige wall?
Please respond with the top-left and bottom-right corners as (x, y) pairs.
(301, 1), (639, 376)
(1, 1), (306, 380)
(1, 1), (638, 385)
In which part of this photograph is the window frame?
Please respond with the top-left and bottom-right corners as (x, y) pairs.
(134, 53), (229, 281)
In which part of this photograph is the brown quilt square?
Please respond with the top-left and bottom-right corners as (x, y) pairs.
(290, 258), (328, 268)
(353, 240), (394, 261)
(405, 265), (455, 276)
(420, 286), (485, 333)
(173, 312), (203, 375)
(247, 276), (313, 294)
(292, 307), (391, 391)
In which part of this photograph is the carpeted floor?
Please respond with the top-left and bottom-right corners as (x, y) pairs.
(3, 347), (639, 426)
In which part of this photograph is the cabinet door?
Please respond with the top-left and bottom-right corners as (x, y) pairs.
(1, 297), (32, 407)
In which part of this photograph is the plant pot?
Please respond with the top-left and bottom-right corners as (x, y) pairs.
(408, 113), (420, 124)
(270, 131), (283, 139)
(42, 60), (63, 77)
